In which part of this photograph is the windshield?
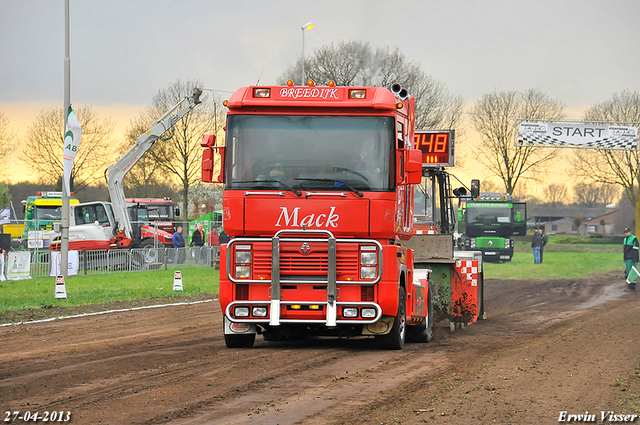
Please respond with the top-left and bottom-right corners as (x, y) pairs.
(74, 203), (113, 226)
(147, 206), (172, 220)
(413, 180), (434, 224)
(225, 115), (395, 191)
(35, 206), (62, 221)
(466, 206), (511, 225)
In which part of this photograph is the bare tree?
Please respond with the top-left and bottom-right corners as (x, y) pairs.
(307, 41), (371, 86)
(469, 89), (566, 194)
(278, 41), (464, 133)
(571, 90), (640, 234)
(573, 214), (585, 233)
(19, 106), (115, 195)
(574, 182), (620, 207)
(0, 112), (15, 173)
(543, 183), (569, 207)
(476, 179), (502, 194)
(132, 80), (225, 220)
(188, 182), (223, 218)
(600, 183), (621, 206)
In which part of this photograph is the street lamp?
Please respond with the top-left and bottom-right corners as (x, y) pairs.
(301, 22), (314, 85)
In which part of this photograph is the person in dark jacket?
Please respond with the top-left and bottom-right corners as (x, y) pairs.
(623, 227), (639, 291)
(191, 222), (205, 265)
(538, 229), (548, 263)
(172, 226), (185, 264)
(218, 229), (230, 245)
(531, 229), (543, 264)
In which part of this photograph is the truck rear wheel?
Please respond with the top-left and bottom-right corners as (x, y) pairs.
(377, 287), (406, 350)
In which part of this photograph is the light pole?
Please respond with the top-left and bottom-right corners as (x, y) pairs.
(301, 22), (314, 85)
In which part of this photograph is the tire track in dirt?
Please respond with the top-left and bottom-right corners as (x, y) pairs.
(0, 273), (626, 424)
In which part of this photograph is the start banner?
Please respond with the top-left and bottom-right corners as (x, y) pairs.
(516, 121), (639, 150)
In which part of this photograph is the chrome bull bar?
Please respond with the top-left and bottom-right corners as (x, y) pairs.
(226, 229), (383, 327)
(225, 300), (382, 325)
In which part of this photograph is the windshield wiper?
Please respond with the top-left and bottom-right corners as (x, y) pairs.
(295, 178), (363, 197)
(234, 179), (302, 197)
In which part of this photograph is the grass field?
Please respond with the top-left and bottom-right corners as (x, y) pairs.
(484, 251), (620, 280)
(0, 267), (220, 314)
(0, 238), (624, 314)
(490, 237), (621, 280)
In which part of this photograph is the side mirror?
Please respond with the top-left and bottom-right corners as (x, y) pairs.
(453, 187), (467, 197)
(175, 207), (181, 217)
(201, 134), (225, 183)
(470, 179), (480, 198)
(400, 149), (422, 185)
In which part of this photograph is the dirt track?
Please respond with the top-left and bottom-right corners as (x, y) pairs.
(2, 271), (640, 424)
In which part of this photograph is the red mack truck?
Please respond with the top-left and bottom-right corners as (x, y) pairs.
(201, 81), (483, 349)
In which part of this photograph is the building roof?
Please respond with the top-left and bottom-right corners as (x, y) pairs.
(529, 206), (606, 220)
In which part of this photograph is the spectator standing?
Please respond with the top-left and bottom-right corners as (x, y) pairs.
(209, 225), (220, 247)
(0, 248), (6, 281)
(219, 229), (230, 245)
(172, 226), (185, 264)
(531, 230), (542, 264)
(623, 227), (639, 291)
(191, 222), (206, 265)
(538, 229), (548, 263)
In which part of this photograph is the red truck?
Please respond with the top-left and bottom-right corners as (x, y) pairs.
(201, 82), (477, 349)
(126, 197), (179, 242)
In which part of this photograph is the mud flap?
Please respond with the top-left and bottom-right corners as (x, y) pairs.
(224, 317), (256, 335)
(362, 316), (394, 335)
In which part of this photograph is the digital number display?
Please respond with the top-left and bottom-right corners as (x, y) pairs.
(413, 130), (455, 167)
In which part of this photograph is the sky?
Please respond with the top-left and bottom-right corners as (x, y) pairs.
(1, 0), (639, 185)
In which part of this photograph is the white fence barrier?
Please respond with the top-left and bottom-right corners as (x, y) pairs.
(2, 247), (220, 279)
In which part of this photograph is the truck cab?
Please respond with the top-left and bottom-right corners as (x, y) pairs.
(22, 191), (79, 245)
(202, 82), (425, 349)
(126, 197), (179, 236)
(457, 193), (527, 261)
(49, 201), (118, 250)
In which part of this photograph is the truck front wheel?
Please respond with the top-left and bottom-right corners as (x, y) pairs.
(377, 287), (406, 350)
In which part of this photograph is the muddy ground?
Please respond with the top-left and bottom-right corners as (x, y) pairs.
(2, 272), (640, 425)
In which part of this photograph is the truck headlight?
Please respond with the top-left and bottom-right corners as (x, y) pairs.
(235, 250), (251, 264)
(360, 266), (377, 280)
(470, 238), (476, 248)
(360, 252), (377, 265)
(361, 308), (376, 318)
(235, 265), (251, 279)
(235, 306), (250, 317)
(343, 307), (358, 318)
(252, 306), (268, 317)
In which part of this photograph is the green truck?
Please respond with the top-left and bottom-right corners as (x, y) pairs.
(22, 191), (79, 245)
(457, 193), (526, 262)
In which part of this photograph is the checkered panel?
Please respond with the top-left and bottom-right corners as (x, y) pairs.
(455, 260), (478, 287)
(517, 134), (638, 150)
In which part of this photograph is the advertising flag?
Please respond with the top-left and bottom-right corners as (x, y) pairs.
(0, 206), (10, 225)
(62, 106), (82, 196)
